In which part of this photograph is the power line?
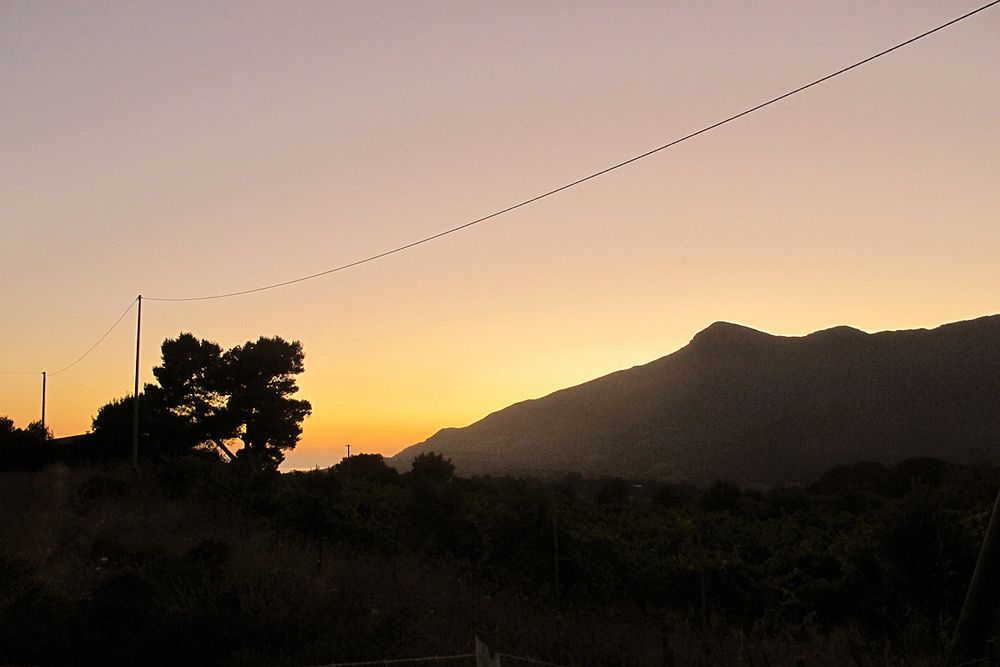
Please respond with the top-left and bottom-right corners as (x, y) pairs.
(4, 1), (999, 401)
(146, 0), (999, 303)
(49, 297), (138, 376)
(0, 301), (135, 431)
(1, 296), (137, 376)
(47, 374), (123, 398)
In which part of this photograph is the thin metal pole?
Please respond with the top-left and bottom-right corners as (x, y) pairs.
(552, 505), (561, 610)
(41, 371), (46, 431)
(131, 295), (142, 471)
(346, 444), (351, 459)
(949, 483), (1000, 664)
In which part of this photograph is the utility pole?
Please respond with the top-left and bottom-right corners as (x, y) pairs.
(40, 371), (46, 431)
(131, 295), (142, 472)
(345, 444), (351, 459)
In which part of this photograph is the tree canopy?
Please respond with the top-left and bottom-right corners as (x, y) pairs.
(93, 333), (311, 470)
(0, 417), (52, 471)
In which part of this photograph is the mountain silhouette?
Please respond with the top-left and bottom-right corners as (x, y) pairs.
(391, 316), (1000, 484)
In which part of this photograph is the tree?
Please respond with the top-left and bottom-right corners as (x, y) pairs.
(23, 420), (52, 441)
(152, 334), (227, 446)
(409, 452), (455, 484)
(0, 416), (53, 470)
(701, 480), (742, 513)
(221, 337), (311, 470)
(93, 333), (311, 470)
(0, 417), (50, 442)
(335, 453), (398, 483)
(91, 391), (191, 461)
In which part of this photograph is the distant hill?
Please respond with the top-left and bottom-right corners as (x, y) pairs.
(390, 316), (1000, 484)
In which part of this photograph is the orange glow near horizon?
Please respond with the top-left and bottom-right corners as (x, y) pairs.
(2, 3), (998, 469)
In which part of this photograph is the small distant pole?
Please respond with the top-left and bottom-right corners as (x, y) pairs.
(345, 444), (351, 459)
(131, 295), (142, 472)
(41, 371), (46, 431)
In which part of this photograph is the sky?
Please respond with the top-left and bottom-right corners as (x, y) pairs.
(2, 1), (998, 470)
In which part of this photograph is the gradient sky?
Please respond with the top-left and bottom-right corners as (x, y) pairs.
(2, 1), (998, 469)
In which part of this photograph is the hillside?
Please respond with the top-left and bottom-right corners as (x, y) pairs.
(391, 316), (1000, 483)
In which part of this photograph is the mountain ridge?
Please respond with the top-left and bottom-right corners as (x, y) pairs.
(390, 315), (1000, 484)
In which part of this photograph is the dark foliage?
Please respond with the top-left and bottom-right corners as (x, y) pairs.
(335, 453), (399, 483)
(0, 334), (310, 473)
(2, 456), (997, 665)
(90, 392), (192, 462)
(0, 416), (52, 470)
(89, 333), (311, 471)
(701, 479), (742, 512)
(409, 451), (455, 483)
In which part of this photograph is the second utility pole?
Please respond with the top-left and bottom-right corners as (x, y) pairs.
(131, 295), (142, 472)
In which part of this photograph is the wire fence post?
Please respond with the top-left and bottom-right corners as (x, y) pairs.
(552, 506), (561, 610)
(949, 484), (1000, 665)
(475, 637), (501, 667)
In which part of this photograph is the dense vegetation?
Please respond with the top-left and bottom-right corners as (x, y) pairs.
(1, 450), (995, 666)
(6, 326), (996, 664)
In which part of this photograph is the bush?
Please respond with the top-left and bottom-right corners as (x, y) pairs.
(79, 475), (131, 503)
(702, 480), (742, 512)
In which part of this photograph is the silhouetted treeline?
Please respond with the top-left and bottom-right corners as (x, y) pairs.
(0, 409), (189, 470)
(0, 416), (54, 470)
(0, 332), (312, 473)
(2, 451), (997, 665)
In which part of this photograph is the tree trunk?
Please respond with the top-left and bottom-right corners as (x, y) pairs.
(211, 438), (237, 462)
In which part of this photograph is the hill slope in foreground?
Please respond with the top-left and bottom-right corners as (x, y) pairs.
(391, 315), (1000, 484)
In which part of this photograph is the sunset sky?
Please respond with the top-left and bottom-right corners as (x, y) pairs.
(2, 1), (998, 469)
